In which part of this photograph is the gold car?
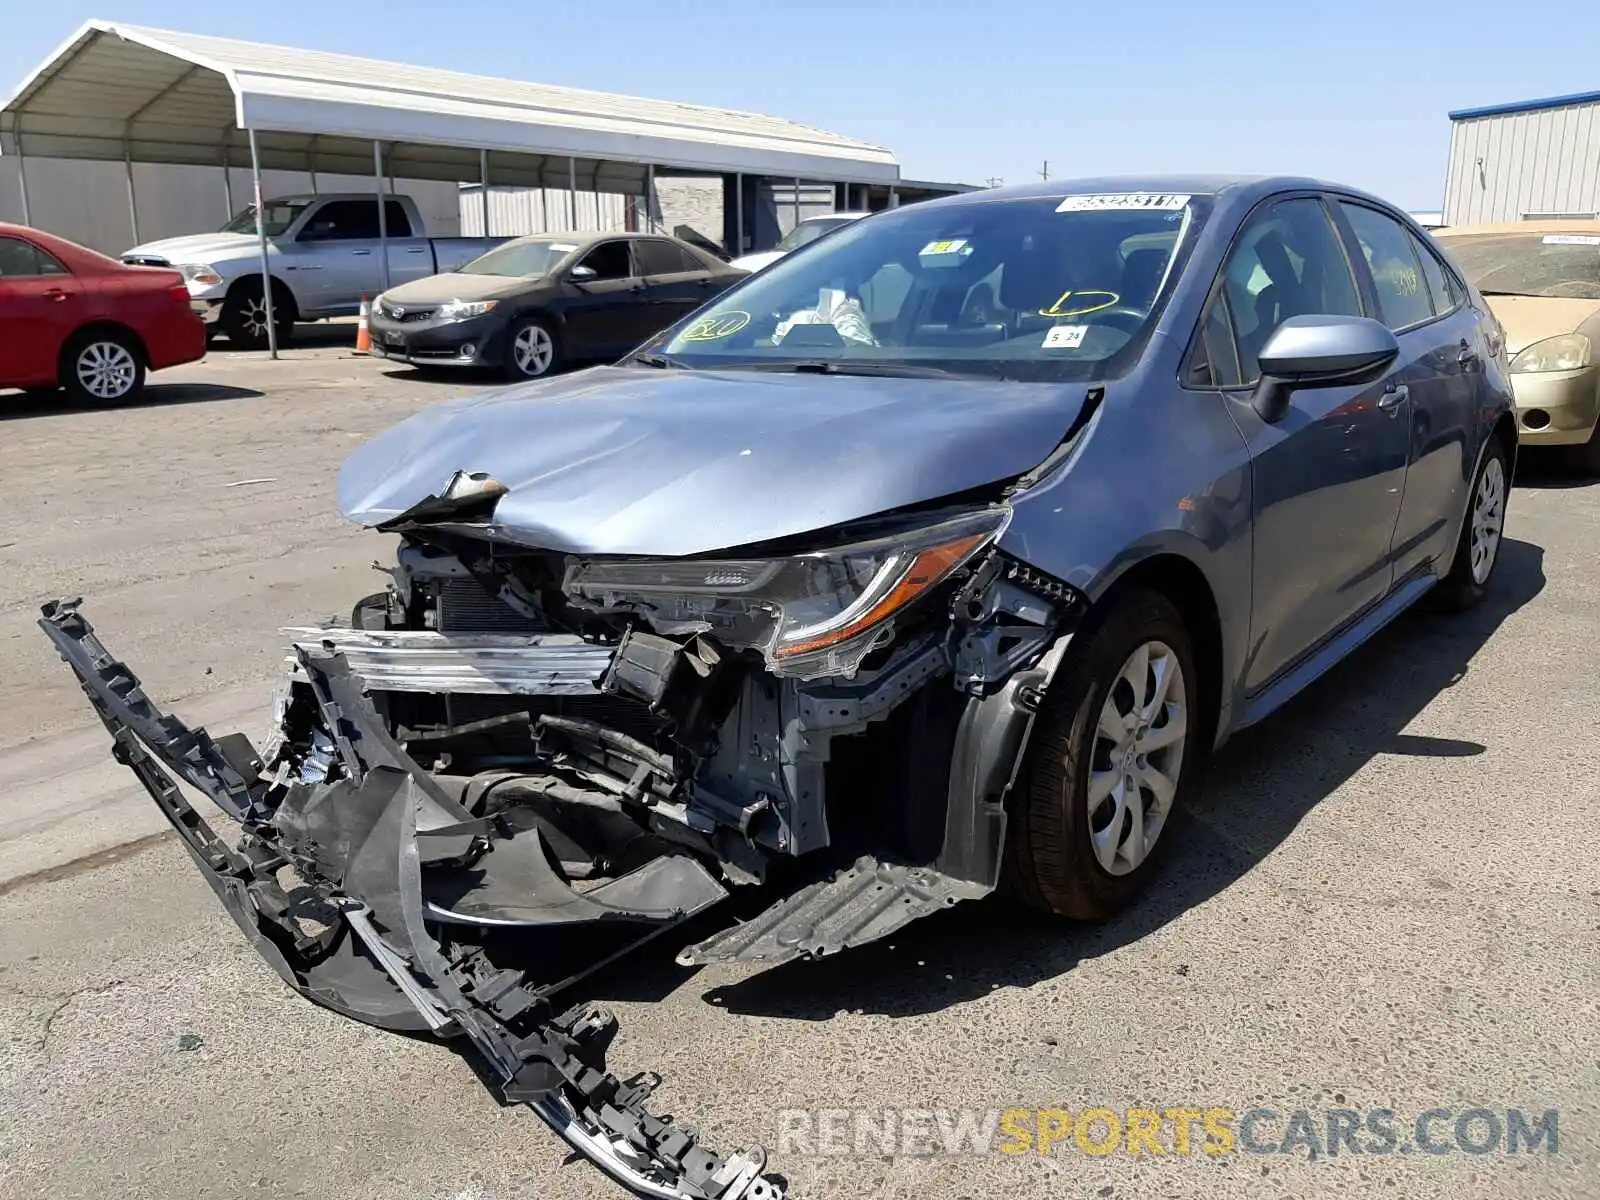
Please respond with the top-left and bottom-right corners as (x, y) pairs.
(1433, 220), (1600, 468)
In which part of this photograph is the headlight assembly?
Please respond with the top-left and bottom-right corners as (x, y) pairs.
(178, 263), (223, 287)
(564, 507), (1010, 679)
(439, 299), (499, 321)
(1510, 333), (1590, 373)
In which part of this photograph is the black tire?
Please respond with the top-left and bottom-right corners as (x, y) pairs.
(1434, 436), (1509, 611)
(503, 317), (560, 381)
(60, 329), (145, 406)
(222, 280), (294, 350)
(1004, 587), (1201, 920)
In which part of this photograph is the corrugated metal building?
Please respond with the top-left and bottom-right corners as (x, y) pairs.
(1443, 90), (1600, 225)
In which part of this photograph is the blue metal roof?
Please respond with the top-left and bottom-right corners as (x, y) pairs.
(1449, 90), (1600, 121)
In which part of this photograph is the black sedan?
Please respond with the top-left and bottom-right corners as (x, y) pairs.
(367, 232), (744, 379)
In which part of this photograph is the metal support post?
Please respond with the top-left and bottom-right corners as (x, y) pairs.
(247, 128), (279, 359)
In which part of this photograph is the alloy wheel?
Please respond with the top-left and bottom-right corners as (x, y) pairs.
(1469, 455), (1505, 585)
(513, 324), (554, 377)
(238, 295), (269, 340)
(1085, 639), (1188, 876)
(75, 341), (139, 400)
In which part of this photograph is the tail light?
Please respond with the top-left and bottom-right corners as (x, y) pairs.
(168, 283), (191, 305)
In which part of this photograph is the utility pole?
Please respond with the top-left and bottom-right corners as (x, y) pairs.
(1039, 160), (1050, 181)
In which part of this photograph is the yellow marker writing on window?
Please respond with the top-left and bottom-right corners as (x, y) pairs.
(1039, 289), (1121, 318)
(680, 311), (751, 341)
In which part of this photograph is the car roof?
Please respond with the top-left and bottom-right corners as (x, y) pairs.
(1434, 218), (1600, 238)
(261, 193), (404, 204)
(498, 230), (708, 247)
(915, 174), (1394, 212)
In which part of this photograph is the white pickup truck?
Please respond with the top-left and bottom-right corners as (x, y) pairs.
(121, 193), (510, 348)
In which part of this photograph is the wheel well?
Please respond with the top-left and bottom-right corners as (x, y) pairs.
(1491, 411), (1518, 468)
(225, 274), (298, 323)
(1099, 554), (1224, 750)
(57, 321), (148, 376)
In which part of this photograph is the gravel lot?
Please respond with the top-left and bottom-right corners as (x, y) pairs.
(1, 339), (1596, 1200)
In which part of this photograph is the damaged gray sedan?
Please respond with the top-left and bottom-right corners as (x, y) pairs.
(42, 175), (1517, 1198)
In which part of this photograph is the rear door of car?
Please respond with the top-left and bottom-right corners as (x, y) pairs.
(633, 238), (720, 335)
(0, 234), (87, 385)
(1330, 199), (1485, 582)
(1191, 194), (1413, 694)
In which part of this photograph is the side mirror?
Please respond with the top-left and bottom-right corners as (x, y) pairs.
(1252, 314), (1399, 423)
(568, 264), (597, 284)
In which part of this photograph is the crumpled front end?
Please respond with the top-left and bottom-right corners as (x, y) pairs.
(38, 485), (1088, 1196)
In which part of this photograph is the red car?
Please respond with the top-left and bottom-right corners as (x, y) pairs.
(0, 222), (206, 404)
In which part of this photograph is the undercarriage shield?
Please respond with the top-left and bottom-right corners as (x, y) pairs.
(677, 856), (989, 967)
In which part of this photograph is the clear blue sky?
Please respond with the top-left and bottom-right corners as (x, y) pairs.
(4, 1), (1594, 210)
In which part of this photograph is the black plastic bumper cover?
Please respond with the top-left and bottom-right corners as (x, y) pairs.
(38, 598), (784, 1200)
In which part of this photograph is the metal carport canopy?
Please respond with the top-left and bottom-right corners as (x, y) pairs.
(0, 20), (902, 190)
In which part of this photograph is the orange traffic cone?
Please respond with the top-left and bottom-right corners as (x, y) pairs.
(355, 296), (372, 355)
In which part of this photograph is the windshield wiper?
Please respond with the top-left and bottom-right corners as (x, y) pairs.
(630, 352), (688, 369)
(760, 360), (957, 379)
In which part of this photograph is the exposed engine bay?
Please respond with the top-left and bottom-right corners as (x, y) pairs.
(39, 407), (1097, 1197)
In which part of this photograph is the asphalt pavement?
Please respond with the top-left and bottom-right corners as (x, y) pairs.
(1, 341), (1595, 1200)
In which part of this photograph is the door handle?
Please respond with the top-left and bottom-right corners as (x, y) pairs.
(1377, 384), (1409, 414)
(404, 247), (425, 254)
(351, 249), (373, 256)
(42, 288), (70, 302)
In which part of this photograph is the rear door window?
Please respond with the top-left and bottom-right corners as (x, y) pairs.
(1338, 202), (1436, 330)
(383, 201), (413, 238)
(1407, 231), (1456, 317)
(0, 236), (68, 277)
(635, 239), (700, 276)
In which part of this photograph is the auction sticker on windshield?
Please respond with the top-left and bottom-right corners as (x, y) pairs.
(1056, 193), (1190, 213)
(1042, 325), (1088, 349)
(919, 238), (973, 267)
(1542, 234), (1600, 246)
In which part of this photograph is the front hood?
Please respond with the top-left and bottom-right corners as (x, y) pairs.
(1482, 295), (1600, 355)
(381, 273), (538, 304)
(338, 366), (1081, 556)
(122, 231), (260, 264)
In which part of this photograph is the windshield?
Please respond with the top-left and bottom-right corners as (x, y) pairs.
(649, 193), (1202, 381)
(460, 239), (578, 278)
(1438, 232), (1600, 299)
(775, 216), (857, 253)
(221, 202), (311, 237)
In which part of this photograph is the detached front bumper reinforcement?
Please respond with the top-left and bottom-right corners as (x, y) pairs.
(38, 599), (784, 1200)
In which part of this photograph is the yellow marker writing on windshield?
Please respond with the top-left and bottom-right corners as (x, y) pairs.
(1039, 289), (1120, 318)
(680, 311), (751, 341)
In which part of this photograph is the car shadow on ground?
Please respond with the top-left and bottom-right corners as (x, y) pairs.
(1512, 446), (1598, 490)
(375, 360), (601, 386)
(208, 322), (356, 353)
(630, 536), (1546, 1021)
(0, 382), (264, 421)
